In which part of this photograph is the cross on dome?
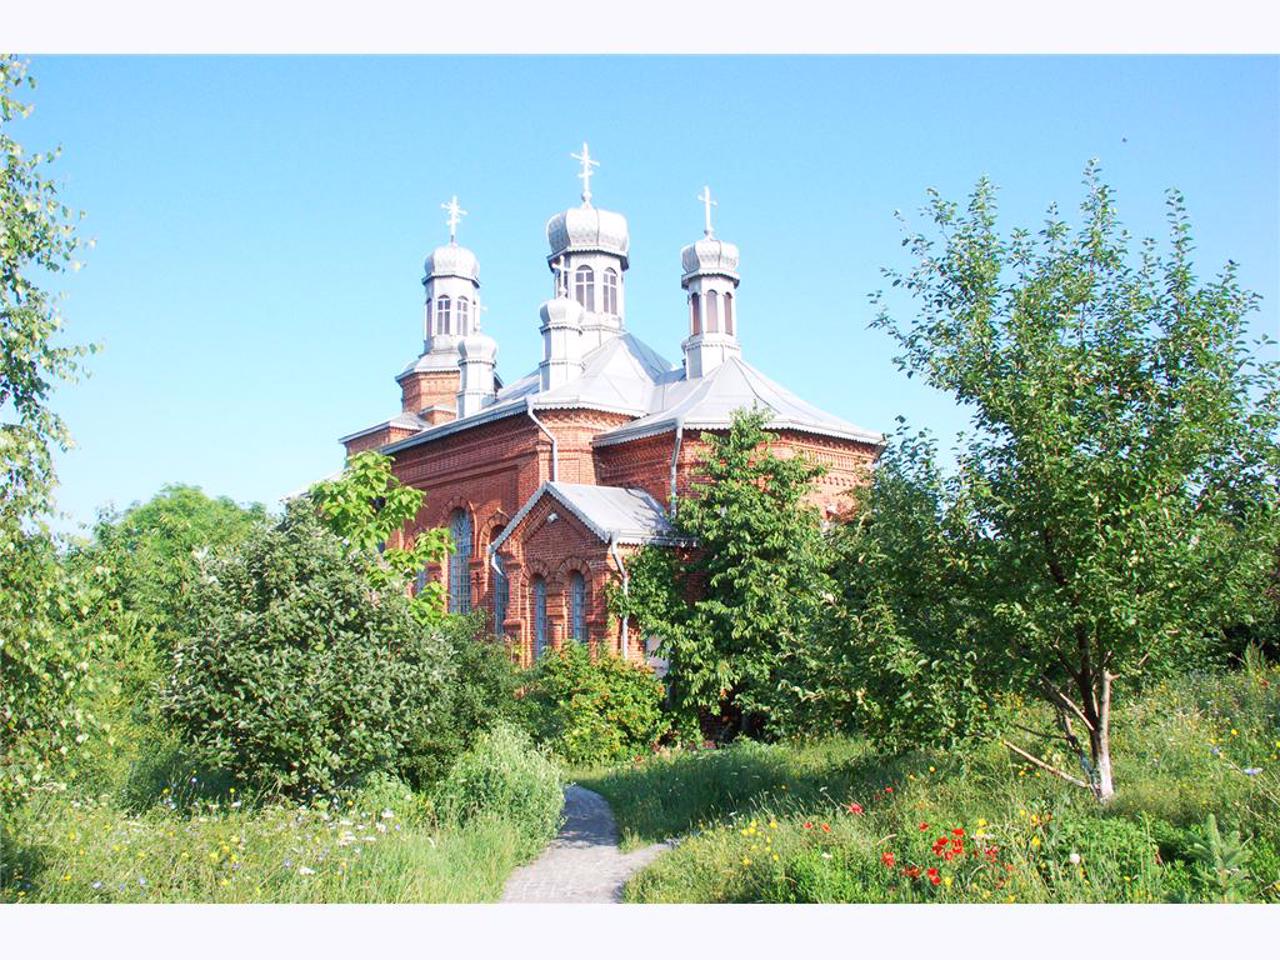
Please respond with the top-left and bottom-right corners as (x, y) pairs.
(570, 142), (599, 207)
(698, 185), (717, 237)
(441, 195), (467, 244)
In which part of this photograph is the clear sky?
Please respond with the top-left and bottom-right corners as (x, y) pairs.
(18, 55), (1279, 532)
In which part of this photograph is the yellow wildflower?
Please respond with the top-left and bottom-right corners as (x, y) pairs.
(943, 876), (953, 888)
(742, 857), (752, 866)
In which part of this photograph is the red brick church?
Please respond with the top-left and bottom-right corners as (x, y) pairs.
(340, 146), (883, 665)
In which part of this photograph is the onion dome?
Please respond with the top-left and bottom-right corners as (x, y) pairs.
(681, 235), (740, 283)
(546, 206), (630, 266)
(423, 242), (480, 283)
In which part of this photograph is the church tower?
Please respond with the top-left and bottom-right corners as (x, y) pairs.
(544, 143), (630, 356)
(681, 186), (741, 380)
(397, 196), (483, 425)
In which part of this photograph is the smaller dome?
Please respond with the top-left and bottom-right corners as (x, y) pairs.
(424, 243), (479, 282)
(459, 330), (498, 362)
(681, 236), (740, 281)
(539, 295), (585, 329)
(546, 206), (630, 264)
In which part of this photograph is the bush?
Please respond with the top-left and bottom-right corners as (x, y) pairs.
(433, 723), (562, 859)
(164, 502), (453, 798)
(519, 643), (670, 767)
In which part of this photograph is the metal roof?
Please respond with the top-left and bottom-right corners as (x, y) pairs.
(490, 481), (684, 553)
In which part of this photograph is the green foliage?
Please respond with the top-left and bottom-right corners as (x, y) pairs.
(519, 642), (669, 766)
(164, 501), (454, 797)
(1185, 813), (1254, 902)
(860, 163), (1280, 799)
(0, 56), (102, 809)
(309, 450), (451, 626)
(615, 408), (838, 737)
(432, 723), (563, 859)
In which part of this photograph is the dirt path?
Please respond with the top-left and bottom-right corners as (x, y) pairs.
(500, 785), (671, 903)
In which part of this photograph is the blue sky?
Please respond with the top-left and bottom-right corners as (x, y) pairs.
(18, 55), (1279, 532)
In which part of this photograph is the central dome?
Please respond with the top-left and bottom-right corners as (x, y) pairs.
(424, 243), (480, 283)
(546, 205), (630, 266)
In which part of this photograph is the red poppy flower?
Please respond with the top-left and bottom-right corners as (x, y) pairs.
(930, 875), (942, 886)
(952, 828), (965, 837)
(821, 823), (831, 833)
(902, 865), (921, 879)
(881, 851), (896, 868)
(803, 821), (814, 830)
(884, 786), (894, 794)
(985, 846), (998, 863)
(846, 802), (864, 815)
(943, 850), (955, 861)
(918, 822), (929, 832)
(926, 867), (939, 877)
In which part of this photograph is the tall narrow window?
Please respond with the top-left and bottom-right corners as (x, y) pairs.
(690, 292), (702, 335)
(448, 509), (472, 614)
(574, 265), (595, 311)
(456, 297), (470, 333)
(724, 292), (734, 336)
(569, 571), (587, 642)
(532, 576), (547, 660)
(706, 290), (720, 333)
(602, 268), (619, 314)
(425, 298), (434, 338)
(436, 295), (452, 335)
(492, 553), (508, 636)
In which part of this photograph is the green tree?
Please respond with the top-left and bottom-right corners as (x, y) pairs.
(864, 163), (1280, 801)
(615, 408), (837, 738)
(309, 450), (451, 626)
(0, 55), (98, 807)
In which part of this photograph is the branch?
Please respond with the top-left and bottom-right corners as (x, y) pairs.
(1000, 739), (1091, 791)
(1007, 720), (1062, 741)
(1037, 676), (1095, 733)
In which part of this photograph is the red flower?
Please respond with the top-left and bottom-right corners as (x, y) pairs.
(985, 846), (998, 863)
(821, 823), (831, 833)
(918, 822), (929, 832)
(943, 850), (955, 861)
(803, 821), (814, 830)
(926, 867), (941, 886)
(952, 828), (965, 837)
(881, 851), (896, 868)
(931, 837), (948, 856)
(884, 786), (894, 794)
(846, 802), (864, 815)
(902, 865), (921, 879)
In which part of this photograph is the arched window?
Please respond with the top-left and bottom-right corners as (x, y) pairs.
(690, 292), (702, 335)
(436, 295), (452, 335)
(492, 553), (508, 636)
(724, 292), (734, 336)
(448, 509), (472, 614)
(457, 297), (470, 333)
(706, 290), (720, 333)
(532, 576), (547, 660)
(569, 571), (587, 642)
(602, 268), (619, 314)
(574, 265), (595, 311)
(425, 298), (433, 338)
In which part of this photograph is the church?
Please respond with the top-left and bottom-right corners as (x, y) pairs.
(339, 145), (884, 664)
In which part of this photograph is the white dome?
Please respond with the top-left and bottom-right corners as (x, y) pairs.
(539, 295), (585, 329)
(424, 243), (480, 282)
(681, 236), (740, 281)
(546, 206), (630, 264)
(459, 330), (498, 363)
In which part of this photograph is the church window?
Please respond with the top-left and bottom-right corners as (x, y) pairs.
(724, 292), (734, 336)
(602, 268), (619, 314)
(448, 509), (472, 614)
(690, 292), (702, 335)
(457, 296), (470, 332)
(574, 265), (595, 311)
(425, 298), (433, 337)
(532, 576), (547, 660)
(437, 295), (452, 335)
(492, 551), (509, 636)
(570, 571), (587, 642)
(706, 290), (720, 333)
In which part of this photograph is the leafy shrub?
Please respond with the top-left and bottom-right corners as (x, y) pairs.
(519, 642), (670, 767)
(164, 502), (452, 797)
(433, 723), (562, 859)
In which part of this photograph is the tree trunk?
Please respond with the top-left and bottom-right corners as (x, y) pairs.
(1089, 670), (1116, 803)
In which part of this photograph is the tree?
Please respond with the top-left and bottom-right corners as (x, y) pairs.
(865, 163), (1280, 801)
(0, 55), (98, 808)
(308, 450), (451, 626)
(614, 408), (837, 738)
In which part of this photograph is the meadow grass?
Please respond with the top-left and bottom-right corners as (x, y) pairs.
(578, 667), (1280, 903)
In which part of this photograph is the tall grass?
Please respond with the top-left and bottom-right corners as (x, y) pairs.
(579, 667), (1280, 903)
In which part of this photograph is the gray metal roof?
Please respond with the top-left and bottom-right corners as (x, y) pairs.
(491, 481), (684, 552)
(593, 354), (884, 447)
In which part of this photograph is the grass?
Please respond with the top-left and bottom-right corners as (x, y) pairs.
(578, 667), (1280, 903)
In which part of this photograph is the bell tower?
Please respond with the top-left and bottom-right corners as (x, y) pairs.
(681, 186), (741, 379)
